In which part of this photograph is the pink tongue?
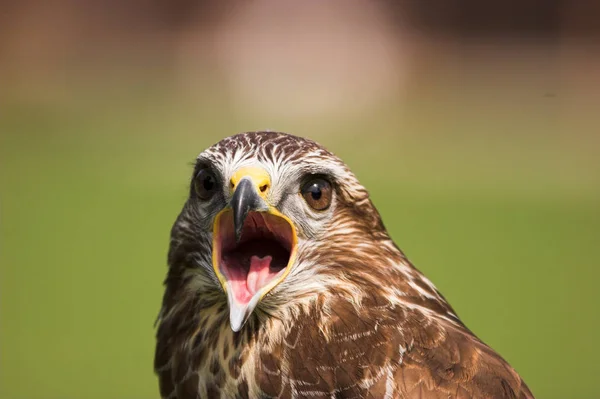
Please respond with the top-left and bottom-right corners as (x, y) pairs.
(247, 256), (272, 295)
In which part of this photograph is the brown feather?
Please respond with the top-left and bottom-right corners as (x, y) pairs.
(155, 131), (534, 398)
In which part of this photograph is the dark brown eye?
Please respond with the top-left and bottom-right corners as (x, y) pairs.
(194, 168), (219, 200)
(301, 178), (332, 211)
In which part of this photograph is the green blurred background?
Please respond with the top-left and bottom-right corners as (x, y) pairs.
(1, 2), (599, 398)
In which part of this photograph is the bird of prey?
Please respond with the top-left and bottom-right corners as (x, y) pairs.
(155, 131), (533, 399)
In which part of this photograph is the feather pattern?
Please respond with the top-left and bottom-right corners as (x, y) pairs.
(155, 131), (533, 398)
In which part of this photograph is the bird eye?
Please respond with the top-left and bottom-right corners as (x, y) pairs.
(301, 178), (332, 211)
(194, 168), (219, 200)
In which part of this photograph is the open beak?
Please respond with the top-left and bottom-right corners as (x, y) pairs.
(212, 167), (298, 332)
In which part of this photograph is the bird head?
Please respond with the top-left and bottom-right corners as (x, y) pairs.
(168, 132), (389, 332)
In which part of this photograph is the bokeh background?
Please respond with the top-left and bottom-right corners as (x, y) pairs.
(1, 1), (599, 398)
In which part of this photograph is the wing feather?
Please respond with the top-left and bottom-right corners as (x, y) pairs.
(265, 297), (533, 398)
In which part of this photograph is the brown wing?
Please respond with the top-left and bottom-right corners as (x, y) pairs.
(396, 319), (533, 399)
(255, 297), (533, 398)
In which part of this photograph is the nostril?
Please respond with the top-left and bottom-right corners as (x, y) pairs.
(260, 184), (269, 193)
(230, 180), (235, 190)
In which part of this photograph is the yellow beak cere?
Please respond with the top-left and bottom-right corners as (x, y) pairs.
(230, 166), (271, 199)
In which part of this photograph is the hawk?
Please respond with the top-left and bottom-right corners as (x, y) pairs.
(155, 131), (533, 398)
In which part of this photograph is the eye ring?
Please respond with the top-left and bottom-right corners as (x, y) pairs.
(194, 168), (219, 200)
(300, 177), (333, 211)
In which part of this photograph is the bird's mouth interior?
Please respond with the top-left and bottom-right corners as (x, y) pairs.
(213, 210), (297, 306)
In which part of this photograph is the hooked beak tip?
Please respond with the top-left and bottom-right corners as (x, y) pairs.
(231, 178), (263, 241)
(234, 224), (244, 244)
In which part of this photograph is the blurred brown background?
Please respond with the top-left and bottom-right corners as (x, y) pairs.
(3, 1), (599, 116)
(1, 1), (599, 398)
